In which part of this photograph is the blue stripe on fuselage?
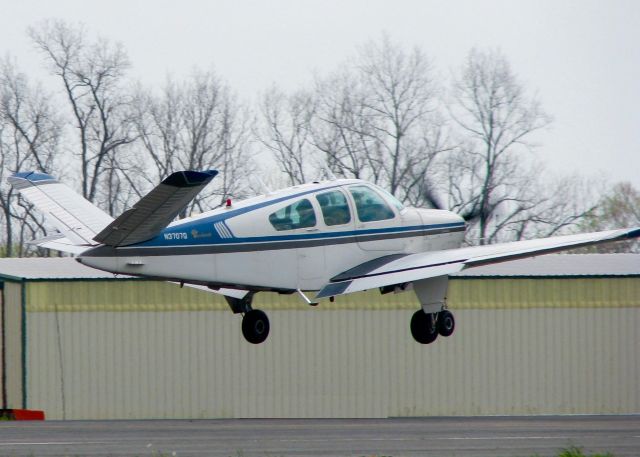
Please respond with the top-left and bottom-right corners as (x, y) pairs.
(133, 222), (465, 249)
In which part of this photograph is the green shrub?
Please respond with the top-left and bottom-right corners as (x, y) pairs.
(556, 446), (615, 457)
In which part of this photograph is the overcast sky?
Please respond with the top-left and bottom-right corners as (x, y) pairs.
(3, 0), (640, 189)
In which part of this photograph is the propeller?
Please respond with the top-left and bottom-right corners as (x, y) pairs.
(421, 186), (481, 223)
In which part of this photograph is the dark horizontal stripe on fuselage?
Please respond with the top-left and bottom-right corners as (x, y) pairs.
(82, 224), (465, 258)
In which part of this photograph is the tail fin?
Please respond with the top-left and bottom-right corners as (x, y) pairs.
(8, 172), (114, 247)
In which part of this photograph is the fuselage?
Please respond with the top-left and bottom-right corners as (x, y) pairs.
(78, 179), (466, 291)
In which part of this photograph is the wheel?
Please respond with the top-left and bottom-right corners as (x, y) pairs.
(410, 310), (438, 344)
(242, 309), (270, 344)
(437, 310), (455, 337)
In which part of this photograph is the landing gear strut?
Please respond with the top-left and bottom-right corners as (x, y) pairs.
(225, 292), (271, 344)
(410, 309), (456, 344)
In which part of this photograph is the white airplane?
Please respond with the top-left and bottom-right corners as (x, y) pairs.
(9, 170), (640, 344)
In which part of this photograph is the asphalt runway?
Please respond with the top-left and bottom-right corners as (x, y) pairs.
(0, 415), (638, 457)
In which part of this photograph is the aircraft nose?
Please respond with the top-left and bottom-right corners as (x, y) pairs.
(450, 211), (465, 225)
(417, 207), (465, 226)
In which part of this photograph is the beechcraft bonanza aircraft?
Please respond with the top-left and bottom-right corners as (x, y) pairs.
(9, 170), (640, 344)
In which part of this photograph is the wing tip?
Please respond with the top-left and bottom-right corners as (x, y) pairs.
(8, 171), (57, 188)
(625, 227), (640, 239)
(162, 170), (219, 187)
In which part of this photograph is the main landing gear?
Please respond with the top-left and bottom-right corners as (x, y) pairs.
(242, 309), (270, 344)
(410, 275), (455, 344)
(225, 292), (270, 344)
(410, 309), (455, 344)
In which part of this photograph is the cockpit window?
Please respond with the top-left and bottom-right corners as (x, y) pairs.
(316, 190), (351, 226)
(349, 185), (395, 222)
(374, 186), (405, 212)
(269, 198), (317, 231)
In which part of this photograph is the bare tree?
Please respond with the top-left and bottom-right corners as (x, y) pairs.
(509, 174), (599, 240)
(256, 86), (317, 186)
(447, 48), (553, 244)
(29, 20), (135, 207)
(356, 36), (446, 199)
(578, 182), (640, 253)
(132, 70), (253, 216)
(0, 57), (61, 256)
(311, 71), (383, 183)
(255, 37), (449, 197)
(310, 36), (450, 203)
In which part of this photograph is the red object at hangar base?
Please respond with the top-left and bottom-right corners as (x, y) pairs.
(0, 409), (45, 420)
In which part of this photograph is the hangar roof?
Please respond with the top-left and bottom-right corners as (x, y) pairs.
(455, 254), (640, 278)
(0, 257), (135, 281)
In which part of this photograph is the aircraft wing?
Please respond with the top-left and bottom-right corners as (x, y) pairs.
(93, 170), (218, 247)
(315, 226), (640, 299)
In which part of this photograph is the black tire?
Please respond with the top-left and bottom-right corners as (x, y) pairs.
(242, 309), (270, 344)
(437, 310), (455, 337)
(410, 310), (438, 344)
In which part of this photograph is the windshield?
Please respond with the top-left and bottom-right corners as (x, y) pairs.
(348, 185), (395, 222)
(371, 185), (405, 211)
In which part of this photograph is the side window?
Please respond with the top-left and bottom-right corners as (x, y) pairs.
(316, 190), (351, 226)
(349, 185), (395, 222)
(269, 199), (317, 231)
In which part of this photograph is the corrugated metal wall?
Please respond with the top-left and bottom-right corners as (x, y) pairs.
(3, 281), (23, 410)
(450, 277), (640, 308)
(21, 279), (640, 419)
